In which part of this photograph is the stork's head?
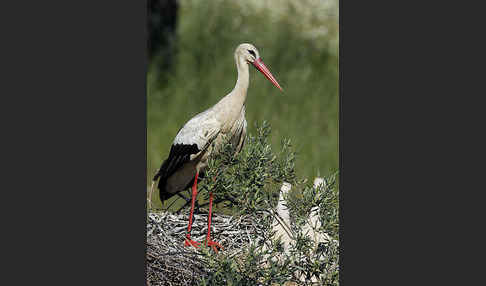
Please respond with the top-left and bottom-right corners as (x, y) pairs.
(235, 43), (283, 91)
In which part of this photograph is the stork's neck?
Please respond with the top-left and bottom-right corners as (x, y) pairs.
(214, 55), (249, 128)
(232, 55), (250, 103)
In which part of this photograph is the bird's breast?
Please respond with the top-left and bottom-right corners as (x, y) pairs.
(214, 109), (246, 155)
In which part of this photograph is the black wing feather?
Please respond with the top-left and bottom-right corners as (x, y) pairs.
(153, 143), (200, 201)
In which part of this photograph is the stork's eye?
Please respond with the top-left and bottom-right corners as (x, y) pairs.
(248, 50), (256, 57)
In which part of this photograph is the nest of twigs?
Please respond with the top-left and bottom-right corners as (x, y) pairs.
(146, 209), (267, 286)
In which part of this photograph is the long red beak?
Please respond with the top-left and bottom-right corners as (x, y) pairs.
(252, 58), (283, 92)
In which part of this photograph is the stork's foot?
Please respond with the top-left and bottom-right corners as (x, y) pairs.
(184, 236), (201, 248)
(205, 239), (223, 253)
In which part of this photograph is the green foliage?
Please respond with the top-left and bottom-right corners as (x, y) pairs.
(200, 122), (296, 215)
(147, 0), (339, 210)
(195, 122), (339, 285)
(201, 243), (297, 286)
(286, 173), (339, 239)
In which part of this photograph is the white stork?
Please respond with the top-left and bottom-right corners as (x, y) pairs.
(150, 43), (282, 251)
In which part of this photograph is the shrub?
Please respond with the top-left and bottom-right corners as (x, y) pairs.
(147, 122), (339, 285)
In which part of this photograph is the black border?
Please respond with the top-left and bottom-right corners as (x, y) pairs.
(339, 0), (482, 284)
(3, 1), (147, 284)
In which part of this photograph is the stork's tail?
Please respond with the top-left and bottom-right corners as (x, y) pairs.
(148, 170), (162, 210)
(147, 180), (156, 209)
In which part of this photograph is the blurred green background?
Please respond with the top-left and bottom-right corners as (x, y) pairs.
(148, 0), (339, 209)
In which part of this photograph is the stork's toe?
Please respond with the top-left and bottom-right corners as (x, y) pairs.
(206, 240), (223, 253)
(184, 237), (201, 248)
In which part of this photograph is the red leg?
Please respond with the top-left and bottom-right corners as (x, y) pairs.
(184, 171), (200, 248)
(205, 191), (223, 252)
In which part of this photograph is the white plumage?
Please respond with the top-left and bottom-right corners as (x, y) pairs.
(172, 109), (220, 150)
